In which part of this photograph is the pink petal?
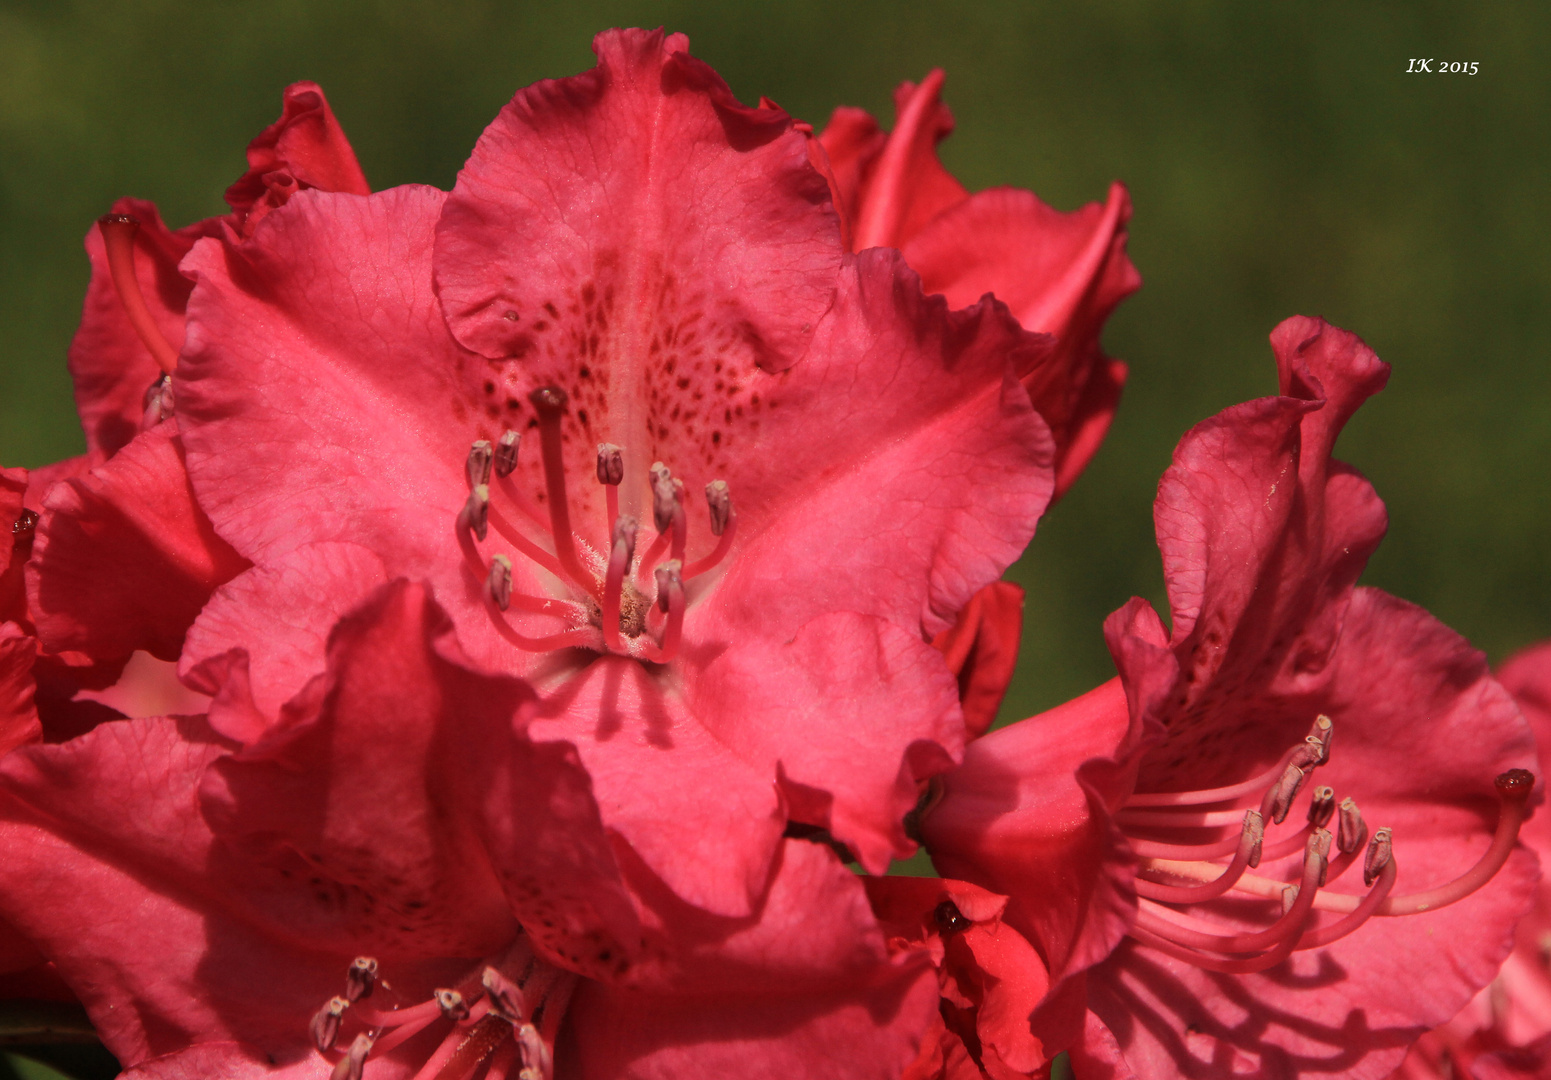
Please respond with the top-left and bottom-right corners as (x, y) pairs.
(932, 581), (1026, 739)
(847, 72), (969, 251)
(0, 623), (39, 757)
(527, 655), (785, 919)
(181, 542), (389, 720)
(704, 249), (1056, 644)
(435, 30), (841, 396)
(224, 81), (371, 235)
(566, 839), (938, 1080)
(693, 611), (964, 874)
(27, 427), (247, 663)
(901, 183), (1141, 497)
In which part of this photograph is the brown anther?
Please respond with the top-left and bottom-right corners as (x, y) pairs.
(650, 462), (677, 533)
(468, 440), (494, 487)
(462, 485), (490, 541)
(934, 899), (971, 935)
(1497, 769), (1536, 801)
(1364, 827), (1394, 887)
(345, 956), (378, 1002)
(1288, 736), (1325, 771)
(495, 430), (520, 477)
(705, 480), (732, 536)
(1243, 808), (1266, 869)
(482, 966), (524, 1022)
(435, 988), (469, 1021)
(1309, 715), (1334, 765)
(330, 1033), (372, 1080)
(1310, 827), (1332, 887)
(596, 443), (624, 486)
(1307, 786), (1336, 828)
(528, 386), (568, 416)
(12, 509), (38, 536)
(654, 559), (682, 613)
(1267, 763), (1307, 824)
(487, 555), (513, 612)
(1281, 884), (1300, 915)
(1337, 796), (1368, 854)
(309, 996), (349, 1053)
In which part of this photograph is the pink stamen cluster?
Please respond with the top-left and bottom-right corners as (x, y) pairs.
(306, 943), (577, 1080)
(453, 385), (738, 663)
(1115, 715), (1534, 973)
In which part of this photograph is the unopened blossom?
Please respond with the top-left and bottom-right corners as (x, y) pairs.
(815, 72), (1141, 496)
(0, 581), (938, 1079)
(1391, 641), (1551, 1080)
(169, 29), (1068, 923)
(913, 317), (1539, 1079)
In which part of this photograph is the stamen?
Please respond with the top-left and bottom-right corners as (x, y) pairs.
(1125, 730), (1327, 810)
(368, 1001), (444, 1056)
(650, 463), (676, 534)
(310, 996), (349, 1053)
(1136, 811), (1263, 903)
(468, 441), (494, 488)
(431, 1014), (511, 1080)
(1263, 763), (1307, 825)
(597, 443), (623, 542)
(142, 374), (174, 429)
(487, 555), (514, 612)
(1337, 796), (1368, 854)
(331, 1034), (374, 1080)
(97, 214), (178, 374)
(1295, 858), (1396, 950)
(1307, 786), (1335, 828)
(346, 957), (379, 1002)
(528, 387), (599, 598)
(482, 966), (525, 1022)
(1309, 714), (1334, 765)
(460, 486), (490, 542)
(494, 430), (520, 478)
(602, 515), (637, 654)
(684, 481), (738, 580)
(1363, 828), (1393, 888)
(517, 1022), (550, 1080)
(642, 560), (684, 664)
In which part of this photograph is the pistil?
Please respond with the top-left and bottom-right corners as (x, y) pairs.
(97, 214), (179, 375)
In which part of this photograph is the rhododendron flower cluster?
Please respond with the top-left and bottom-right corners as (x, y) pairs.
(0, 26), (1538, 1080)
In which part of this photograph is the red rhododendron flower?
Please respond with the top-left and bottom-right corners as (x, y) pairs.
(1392, 641), (1551, 1080)
(915, 317), (1539, 1079)
(169, 29), (1066, 922)
(0, 581), (938, 1079)
(815, 72), (1141, 497)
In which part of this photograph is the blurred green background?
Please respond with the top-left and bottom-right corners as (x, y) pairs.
(1, 0), (1547, 726)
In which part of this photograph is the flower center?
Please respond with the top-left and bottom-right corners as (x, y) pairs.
(454, 386), (737, 664)
(1112, 715), (1534, 973)
(306, 941), (577, 1080)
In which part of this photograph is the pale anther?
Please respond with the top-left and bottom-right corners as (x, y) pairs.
(495, 430), (520, 477)
(596, 443), (624, 486)
(1307, 786), (1335, 828)
(517, 1022), (551, 1078)
(462, 484), (490, 541)
(1281, 884), (1300, 915)
(1244, 808), (1266, 868)
(142, 373), (175, 429)
(435, 988), (469, 1021)
(330, 1034), (373, 1080)
(1337, 796), (1367, 854)
(468, 440), (494, 487)
(650, 462), (677, 533)
(1364, 827), (1394, 887)
(655, 559), (682, 613)
(1310, 827), (1332, 886)
(487, 555), (513, 612)
(309, 996), (349, 1053)
(1288, 736), (1324, 772)
(613, 515), (638, 565)
(482, 966), (524, 1022)
(345, 956), (378, 1002)
(1309, 714), (1334, 765)
(705, 480), (732, 536)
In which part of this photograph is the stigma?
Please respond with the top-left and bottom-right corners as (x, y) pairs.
(1114, 714), (1534, 973)
(453, 386), (737, 663)
(305, 940), (576, 1080)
